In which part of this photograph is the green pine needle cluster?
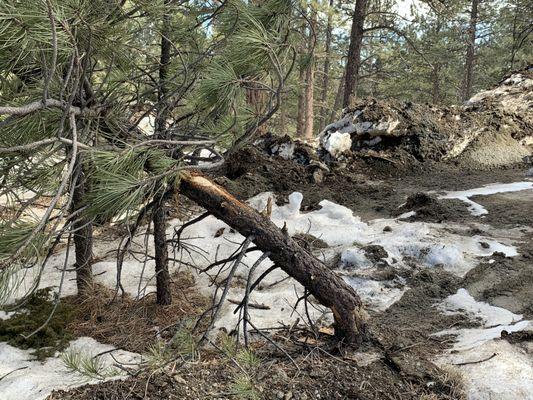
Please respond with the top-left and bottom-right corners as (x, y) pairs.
(84, 149), (178, 224)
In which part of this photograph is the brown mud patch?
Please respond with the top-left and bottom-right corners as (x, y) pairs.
(462, 239), (533, 318)
(219, 146), (530, 222)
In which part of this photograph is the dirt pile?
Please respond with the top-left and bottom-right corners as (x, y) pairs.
(319, 67), (533, 168)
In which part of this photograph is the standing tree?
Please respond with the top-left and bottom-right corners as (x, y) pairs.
(461, 0), (480, 101)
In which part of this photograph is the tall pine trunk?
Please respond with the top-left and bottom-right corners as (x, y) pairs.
(461, 0), (479, 102)
(343, 0), (367, 108)
(303, 8), (317, 141)
(329, 69), (345, 123)
(152, 0), (172, 305)
(318, 0), (334, 131)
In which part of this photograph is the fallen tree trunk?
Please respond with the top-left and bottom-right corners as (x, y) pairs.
(179, 171), (367, 345)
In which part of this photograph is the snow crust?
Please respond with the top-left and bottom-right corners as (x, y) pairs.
(439, 288), (523, 328)
(439, 182), (533, 216)
(434, 288), (532, 399)
(0, 337), (141, 400)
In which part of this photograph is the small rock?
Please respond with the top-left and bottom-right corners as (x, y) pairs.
(312, 169), (324, 184)
(479, 241), (490, 249)
(173, 375), (187, 385)
(275, 390), (285, 399)
(383, 226), (392, 232)
(284, 391), (293, 400)
(526, 167), (533, 177)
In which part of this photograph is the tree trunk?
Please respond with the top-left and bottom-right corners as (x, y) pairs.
(303, 8), (317, 141)
(431, 64), (441, 104)
(153, 196), (172, 305)
(329, 69), (346, 123)
(461, 0), (479, 102)
(296, 58), (307, 137)
(319, 0), (335, 131)
(179, 172), (367, 345)
(152, 0), (172, 305)
(343, 0), (367, 108)
(279, 92), (287, 134)
(72, 159), (93, 294)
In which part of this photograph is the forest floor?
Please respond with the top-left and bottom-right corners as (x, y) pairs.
(44, 148), (533, 400)
(1, 147), (532, 400)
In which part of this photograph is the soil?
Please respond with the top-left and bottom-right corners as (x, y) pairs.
(43, 145), (533, 400)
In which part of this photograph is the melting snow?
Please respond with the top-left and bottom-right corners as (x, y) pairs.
(439, 182), (533, 216)
(439, 289), (523, 327)
(0, 337), (141, 400)
(434, 288), (532, 399)
(1, 189), (529, 399)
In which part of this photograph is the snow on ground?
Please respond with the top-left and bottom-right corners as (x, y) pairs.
(438, 288), (523, 327)
(439, 181), (533, 216)
(434, 289), (533, 399)
(1, 183), (531, 399)
(0, 337), (141, 400)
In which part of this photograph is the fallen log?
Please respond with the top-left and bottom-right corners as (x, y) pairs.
(179, 171), (367, 345)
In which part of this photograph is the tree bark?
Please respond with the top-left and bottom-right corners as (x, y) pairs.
(318, 0), (334, 131)
(461, 0), (479, 102)
(179, 172), (367, 345)
(431, 63), (441, 104)
(153, 196), (172, 305)
(72, 159), (93, 294)
(343, 0), (367, 108)
(152, 0), (172, 305)
(303, 8), (317, 141)
(329, 69), (345, 123)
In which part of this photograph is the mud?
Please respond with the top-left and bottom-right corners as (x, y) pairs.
(319, 68), (532, 168)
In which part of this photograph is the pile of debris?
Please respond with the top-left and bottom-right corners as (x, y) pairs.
(316, 67), (532, 168)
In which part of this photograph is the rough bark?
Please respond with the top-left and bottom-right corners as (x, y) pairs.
(296, 65), (306, 137)
(329, 69), (346, 123)
(461, 0), (479, 102)
(319, 0), (335, 131)
(152, 0), (173, 305)
(153, 197), (172, 305)
(303, 8), (317, 141)
(343, 0), (367, 108)
(72, 160), (93, 294)
(179, 172), (367, 345)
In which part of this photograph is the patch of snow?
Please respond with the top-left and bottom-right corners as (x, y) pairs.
(0, 337), (141, 400)
(436, 339), (533, 400)
(271, 142), (295, 160)
(439, 289), (523, 327)
(397, 211), (416, 219)
(323, 132), (352, 157)
(439, 182), (533, 216)
(434, 288), (532, 399)
(344, 277), (406, 312)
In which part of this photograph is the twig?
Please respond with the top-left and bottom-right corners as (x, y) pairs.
(452, 353), (498, 366)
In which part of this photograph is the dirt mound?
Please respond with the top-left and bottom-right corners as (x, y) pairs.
(319, 68), (533, 168)
(394, 192), (472, 223)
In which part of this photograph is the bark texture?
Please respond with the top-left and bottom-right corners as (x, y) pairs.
(461, 0), (479, 101)
(180, 172), (367, 345)
(153, 198), (172, 305)
(303, 8), (317, 141)
(319, 0), (334, 131)
(343, 0), (368, 108)
(152, 0), (173, 305)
